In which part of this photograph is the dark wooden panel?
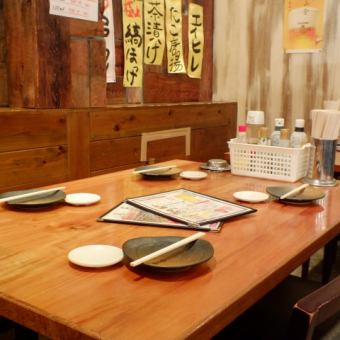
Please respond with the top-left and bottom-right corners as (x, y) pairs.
(90, 136), (141, 171)
(90, 102), (237, 140)
(0, 110), (67, 152)
(89, 38), (107, 107)
(0, 146), (67, 192)
(67, 38), (90, 108)
(147, 136), (188, 163)
(191, 126), (235, 162)
(67, 111), (90, 180)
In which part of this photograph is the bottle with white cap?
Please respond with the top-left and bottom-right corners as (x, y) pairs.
(290, 119), (308, 148)
(246, 110), (265, 144)
(270, 118), (285, 147)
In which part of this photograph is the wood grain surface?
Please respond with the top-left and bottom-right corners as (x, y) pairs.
(0, 160), (339, 339)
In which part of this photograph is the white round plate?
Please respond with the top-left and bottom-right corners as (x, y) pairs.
(233, 191), (269, 203)
(180, 171), (208, 180)
(65, 193), (101, 206)
(68, 245), (124, 268)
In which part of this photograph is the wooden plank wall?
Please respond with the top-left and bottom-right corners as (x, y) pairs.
(0, 102), (236, 192)
(0, 1), (7, 106)
(1, 0), (213, 108)
(3, 0), (106, 108)
(213, 0), (340, 134)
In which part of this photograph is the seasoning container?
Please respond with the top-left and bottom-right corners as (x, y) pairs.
(258, 127), (269, 145)
(290, 119), (308, 148)
(270, 118), (285, 147)
(279, 129), (290, 147)
(246, 110), (265, 144)
(237, 125), (248, 143)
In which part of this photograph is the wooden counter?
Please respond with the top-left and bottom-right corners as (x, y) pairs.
(0, 160), (339, 339)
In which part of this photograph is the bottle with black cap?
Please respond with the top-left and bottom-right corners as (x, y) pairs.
(290, 119), (308, 148)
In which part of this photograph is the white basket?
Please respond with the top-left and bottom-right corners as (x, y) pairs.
(227, 139), (311, 182)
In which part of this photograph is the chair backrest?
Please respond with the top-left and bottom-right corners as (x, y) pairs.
(287, 275), (340, 340)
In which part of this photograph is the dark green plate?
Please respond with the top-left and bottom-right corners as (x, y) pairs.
(266, 186), (325, 203)
(123, 236), (214, 272)
(134, 166), (182, 179)
(0, 189), (66, 208)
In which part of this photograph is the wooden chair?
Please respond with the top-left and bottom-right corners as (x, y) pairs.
(215, 275), (340, 340)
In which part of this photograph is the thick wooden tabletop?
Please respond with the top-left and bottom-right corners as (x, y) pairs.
(0, 160), (339, 340)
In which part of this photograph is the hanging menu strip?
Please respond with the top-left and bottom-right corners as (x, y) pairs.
(49, 0), (99, 22)
(165, 0), (186, 74)
(122, 0), (143, 87)
(188, 3), (204, 78)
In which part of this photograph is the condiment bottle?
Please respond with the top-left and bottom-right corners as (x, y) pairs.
(258, 127), (269, 145)
(270, 118), (285, 147)
(246, 110), (265, 144)
(279, 129), (290, 147)
(290, 119), (308, 148)
(237, 125), (247, 143)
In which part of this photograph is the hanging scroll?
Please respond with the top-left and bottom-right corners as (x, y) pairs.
(165, 0), (186, 74)
(122, 0), (143, 87)
(144, 0), (165, 65)
(188, 3), (204, 78)
(103, 0), (116, 82)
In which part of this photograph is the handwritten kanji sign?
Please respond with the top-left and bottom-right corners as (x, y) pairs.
(144, 0), (165, 65)
(122, 0), (143, 87)
(188, 3), (204, 78)
(165, 0), (185, 74)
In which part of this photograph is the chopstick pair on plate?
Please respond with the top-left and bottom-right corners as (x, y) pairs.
(279, 184), (309, 200)
(129, 232), (205, 267)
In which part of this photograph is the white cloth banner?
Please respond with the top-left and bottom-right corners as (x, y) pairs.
(103, 1), (116, 83)
(49, 0), (99, 22)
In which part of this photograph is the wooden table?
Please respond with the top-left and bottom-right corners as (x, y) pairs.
(1, 160), (339, 340)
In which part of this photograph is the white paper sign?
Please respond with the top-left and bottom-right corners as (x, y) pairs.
(103, 1), (116, 82)
(49, 0), (99, 22)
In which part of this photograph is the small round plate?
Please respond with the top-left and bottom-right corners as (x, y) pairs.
(233, 191), (269, 203)
(65, 193), (101, 206)
(180, 171), (207, 180)
(68, 245), (123, 268)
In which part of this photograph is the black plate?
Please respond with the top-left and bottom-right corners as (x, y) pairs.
(266, 186), (325, 203)
(135, 166), (182, 179)
(123, 236), (214, 272)
(0, 189), (66, 208)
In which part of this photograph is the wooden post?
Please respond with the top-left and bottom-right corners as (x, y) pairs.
(3, 0), (106, 108)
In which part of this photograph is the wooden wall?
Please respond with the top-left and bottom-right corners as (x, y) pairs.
(0, 0), (7, 107)
(0, 102), (236, 192)
(1, 0), (213, 108)
(213, 0), (340, 133)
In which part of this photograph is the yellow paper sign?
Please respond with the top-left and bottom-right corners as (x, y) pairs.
(284, 0), (324, 53)
(122, 0), (143, 87)
(165, 0), (186, 73)
(144, 0), (165, 65)
(188, 3), (204, 78)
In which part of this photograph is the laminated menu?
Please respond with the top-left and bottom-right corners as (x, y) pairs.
(98, 189), (256, 230)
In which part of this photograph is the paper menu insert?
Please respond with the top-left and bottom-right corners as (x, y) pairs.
(49, 0), (99, 22)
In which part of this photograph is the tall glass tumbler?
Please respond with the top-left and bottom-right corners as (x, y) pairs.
(304, 138), (337, 186)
